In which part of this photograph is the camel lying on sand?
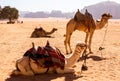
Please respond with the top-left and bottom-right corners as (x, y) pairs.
(64, 9), (112, 54)
(31, 27), (57, 38)
(12, 41), (87, 76)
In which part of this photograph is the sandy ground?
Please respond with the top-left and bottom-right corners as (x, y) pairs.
(0, 18), (120, 81)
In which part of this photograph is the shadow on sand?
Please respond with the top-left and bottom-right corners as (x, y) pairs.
(30, 36), (55, 38)
(5, 73), (83, 81)
(87, 55), (106, 61)
(78, 53), (107, 62)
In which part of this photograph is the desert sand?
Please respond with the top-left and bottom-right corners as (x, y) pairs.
(0, 18), (120, 81)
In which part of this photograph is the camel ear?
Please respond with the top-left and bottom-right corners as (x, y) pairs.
(46, 40), (50, 46)
(32, 42), (35, 48)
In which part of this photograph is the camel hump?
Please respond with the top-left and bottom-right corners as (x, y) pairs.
(74, 9), (85, 22)
(32, 42), (35, 48)
(46, 40), (50, 46)
(74, 9), (93, 22)
(35, 27), (43, 31)
(85, 9), (93, 19)
(74, 9), (96, 31)
(84, 9), (96, 30)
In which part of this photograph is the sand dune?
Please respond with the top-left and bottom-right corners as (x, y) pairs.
(0, 18), (120, 81)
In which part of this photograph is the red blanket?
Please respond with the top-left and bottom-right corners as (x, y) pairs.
(24, 45), (65, 70)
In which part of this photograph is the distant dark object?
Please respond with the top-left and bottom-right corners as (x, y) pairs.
(21, 21), (23, 23)
(7, 21), (15, 24)
(81, 64), (88, 71)
(17, 20), (23, 24)
(99, 47), (105, 51)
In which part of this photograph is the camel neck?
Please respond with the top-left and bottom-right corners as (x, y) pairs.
(46, 29), (55, 35)
(65, 50), (82, 68)
(95, 18), (108, 30)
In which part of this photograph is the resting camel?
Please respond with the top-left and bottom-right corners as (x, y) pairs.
(12, 41), (87, 76)
(31, 27), (57, 38)
(64, 9), (112, 54)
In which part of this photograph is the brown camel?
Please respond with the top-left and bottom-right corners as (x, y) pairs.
(64, 9), (112, 54)
(31, 27), (57, 38)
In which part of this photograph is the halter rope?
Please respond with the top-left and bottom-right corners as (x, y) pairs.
(98, 22), (108, 56)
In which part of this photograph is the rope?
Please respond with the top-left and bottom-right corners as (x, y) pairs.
(98, 22), (108, 57)
(101, 23), (108, 47)
(99, 22), (108, 50)
(81, 50), (88, 71)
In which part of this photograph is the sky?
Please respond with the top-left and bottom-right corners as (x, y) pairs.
(1, 0), (120, 12)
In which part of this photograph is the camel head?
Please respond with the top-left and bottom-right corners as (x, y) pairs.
(75, 41), (87, 52)
(102, 13), (112, 20)
(53, 28), (57, 31)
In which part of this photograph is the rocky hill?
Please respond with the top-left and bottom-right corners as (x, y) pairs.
(81, 1), (120, 19)
(19, 1), (120, 19)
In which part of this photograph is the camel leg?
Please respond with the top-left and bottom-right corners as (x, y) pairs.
(64, 39), (68, 54)
(14, 62), (34, 76)
(88, 32), (94, 53)
(64, 19), (76, 54)
(84, 32), (89, 53)
(64, 33), (72, 54)
(85, 32), (89, 44)
(13, 57), (34, 76)
(68, 34), (72, 54)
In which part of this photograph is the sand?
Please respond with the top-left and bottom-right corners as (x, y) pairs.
(0, 18), (120, 81)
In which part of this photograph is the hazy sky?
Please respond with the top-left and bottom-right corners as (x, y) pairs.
(1, 0), (120, 12)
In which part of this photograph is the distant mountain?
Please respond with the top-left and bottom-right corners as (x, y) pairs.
(81, 1), (120, 19)
(19, 11), (30, 17)
(19, 1), (120, 19)
(23, 10), (74, 18)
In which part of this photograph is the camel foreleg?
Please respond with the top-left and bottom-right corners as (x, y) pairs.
(88, 32), (94, 53)
(85, 32), (89, 44)
(64, 34), (72, 54)
(13, 62), (34, 76)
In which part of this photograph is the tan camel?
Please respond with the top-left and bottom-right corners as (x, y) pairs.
(64, 9), (112, 54)
(31, 27), (57, 38)
(12, 41), (87, 76)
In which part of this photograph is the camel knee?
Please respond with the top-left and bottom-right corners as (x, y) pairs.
(16, 63), (31, 75)
(63, 68), (75, 73)
(56, 68), (64, 74)
(26, 71), (34, 76)
(12, 70), (21, 75)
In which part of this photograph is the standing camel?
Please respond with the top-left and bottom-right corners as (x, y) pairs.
(64, 9), (112, 54)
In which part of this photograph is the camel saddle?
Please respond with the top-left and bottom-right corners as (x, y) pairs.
(74, 9), (96, 31)
(23, 43), (65, 70)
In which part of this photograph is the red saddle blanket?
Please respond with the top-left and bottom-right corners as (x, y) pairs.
(24, 46), (65, 70)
